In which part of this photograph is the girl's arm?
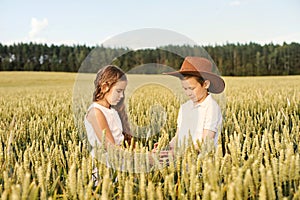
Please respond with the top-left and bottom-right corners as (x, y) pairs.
(86, 107), (116, 148)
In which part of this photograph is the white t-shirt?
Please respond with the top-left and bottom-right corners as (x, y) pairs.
(84, 102), (124, 157)
(177, 95), (222, 147)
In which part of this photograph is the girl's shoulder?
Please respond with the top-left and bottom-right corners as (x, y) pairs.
(88, 102), (113, 113)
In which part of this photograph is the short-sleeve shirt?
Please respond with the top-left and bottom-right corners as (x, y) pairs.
(177, 95), (222, 147)
(84, 102), (124, 157)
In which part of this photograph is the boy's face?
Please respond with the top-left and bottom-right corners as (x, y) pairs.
(181, 76), (209, 104)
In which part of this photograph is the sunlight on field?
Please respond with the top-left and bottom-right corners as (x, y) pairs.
(0, 72), (299, 199)
(0, 71), (76, 88)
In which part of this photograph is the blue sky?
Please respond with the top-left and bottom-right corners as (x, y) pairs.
(1, 0), (299, 46)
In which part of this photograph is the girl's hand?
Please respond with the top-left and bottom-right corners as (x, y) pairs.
(152, 142), (159, 153)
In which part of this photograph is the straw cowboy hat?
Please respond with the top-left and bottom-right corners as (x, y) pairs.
(164, 56), (225, 94)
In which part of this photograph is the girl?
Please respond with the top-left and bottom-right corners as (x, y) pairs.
(84, 65), (132, 181)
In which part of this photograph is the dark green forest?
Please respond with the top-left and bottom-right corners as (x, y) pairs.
(0, 42), (299, 76)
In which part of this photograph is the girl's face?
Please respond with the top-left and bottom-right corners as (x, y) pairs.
(104, 80), (127, 106)
(181, 77), (209, 104)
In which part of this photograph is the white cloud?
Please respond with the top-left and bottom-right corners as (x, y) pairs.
(29, 17), (48, 38)
(229, 0), (241, 6)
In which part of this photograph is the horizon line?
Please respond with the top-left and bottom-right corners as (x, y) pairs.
(1, 41), (299, 48)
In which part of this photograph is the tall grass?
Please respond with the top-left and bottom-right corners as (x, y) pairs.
(0, 72), (299, 199)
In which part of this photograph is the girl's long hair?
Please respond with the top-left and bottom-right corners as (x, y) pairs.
(93, 65), (132, 145)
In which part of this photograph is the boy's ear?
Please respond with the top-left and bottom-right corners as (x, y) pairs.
(204, 80), (210, 89)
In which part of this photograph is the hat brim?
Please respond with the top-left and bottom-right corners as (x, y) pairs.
(163, 71), (225, 94)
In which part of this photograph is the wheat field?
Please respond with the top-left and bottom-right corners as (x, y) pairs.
(0, 72), (299, 199)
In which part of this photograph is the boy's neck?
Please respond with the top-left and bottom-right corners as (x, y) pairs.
(193, 93), (209, 106)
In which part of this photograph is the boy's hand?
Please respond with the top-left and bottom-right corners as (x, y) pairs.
(158, 150), (173, 165)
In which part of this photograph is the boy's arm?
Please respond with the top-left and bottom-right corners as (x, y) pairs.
(201, 100), (221, 148)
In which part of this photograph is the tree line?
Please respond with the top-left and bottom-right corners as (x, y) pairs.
(0, 42), (299, 75)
